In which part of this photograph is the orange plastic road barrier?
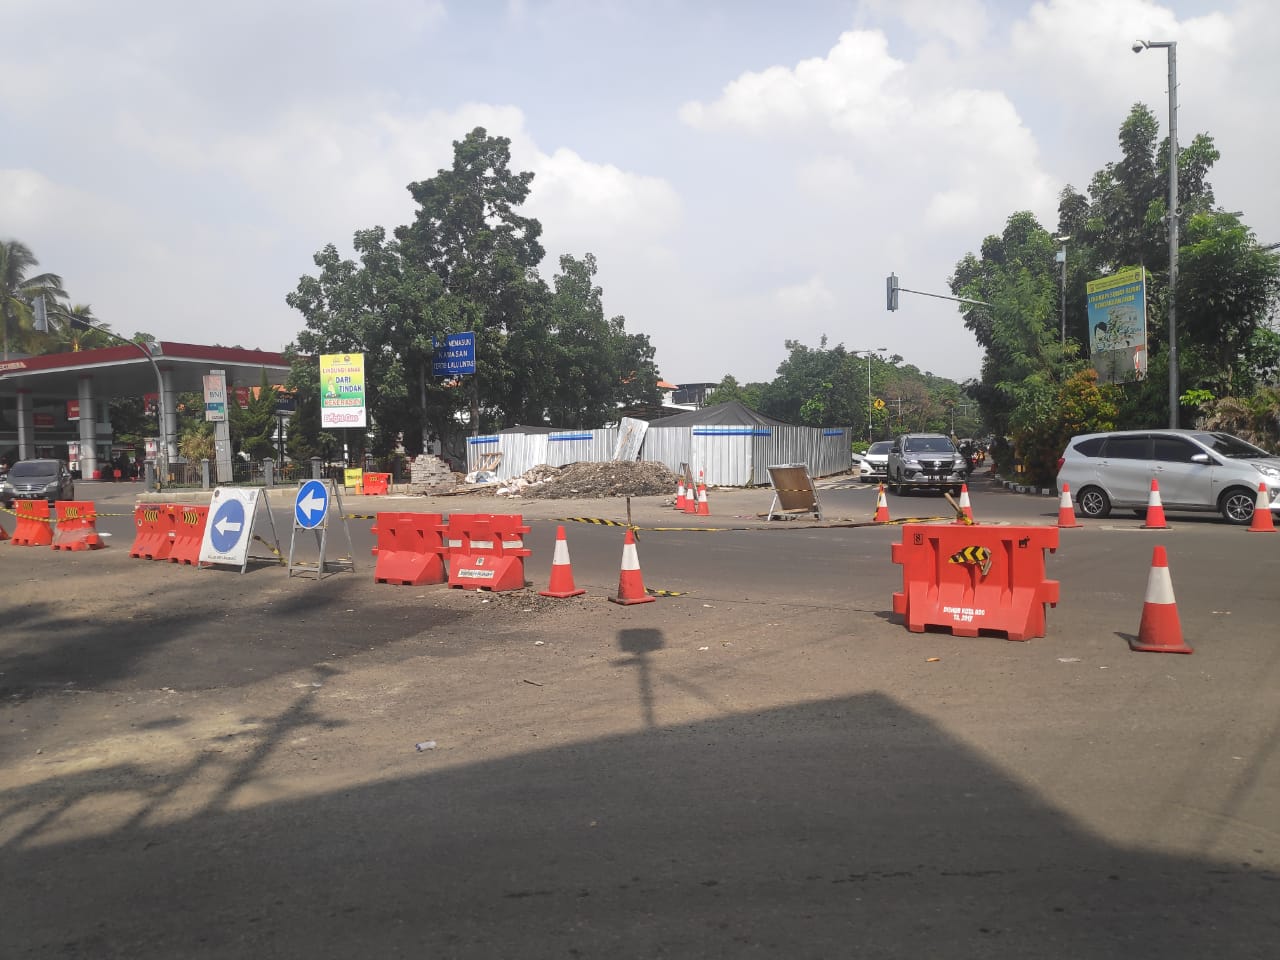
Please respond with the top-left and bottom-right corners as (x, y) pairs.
(892, 524), (1059, 641)
(130, 504), (176, 560)
(1130, 545), (1192, 654)
(51, 501), (104, 551)
(447, 514), (531, 592)
(168, 505), (209, 565)
(372, 512), (447, 585)
(362, 473), (390, 496)
(10, 499), (54, 546)
(0, 519), (8, 541)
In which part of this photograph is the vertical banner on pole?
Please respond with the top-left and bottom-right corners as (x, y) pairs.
(320, 353), (367, 429)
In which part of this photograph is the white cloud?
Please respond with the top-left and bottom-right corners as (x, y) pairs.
(773, 276), (837, 314)
(680, 30), (907, 135)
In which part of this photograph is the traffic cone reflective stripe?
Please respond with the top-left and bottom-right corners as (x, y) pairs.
(953, 484), (974, 524)
(1141, 478), (1168, 529)
(874, 484), (891, 523)
(1130, 545), (1192, 654)
(609, 529), (655, 605)
(1057, 483), (1080, 528)
(1247, 484), (1276, 533)
(539, 525), (586, 598)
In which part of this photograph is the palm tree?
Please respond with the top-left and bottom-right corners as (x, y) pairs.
(0, 239), (67, 360)
(45, 301), (115, 352)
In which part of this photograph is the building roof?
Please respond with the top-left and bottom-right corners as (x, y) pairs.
(647, 400), (788, 427)
(0, 341), (293, 399)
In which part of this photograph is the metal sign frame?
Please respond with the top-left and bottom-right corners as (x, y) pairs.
(198, 487), (283, 573)
(287, 479), (357, 579)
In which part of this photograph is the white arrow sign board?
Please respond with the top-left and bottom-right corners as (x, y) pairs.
(199, 487), (262, 567)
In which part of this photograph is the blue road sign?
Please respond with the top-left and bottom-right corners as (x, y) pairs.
(295, 479), (329, 529)
(209, 499), (247, 553)
(432, 331), (476, 377)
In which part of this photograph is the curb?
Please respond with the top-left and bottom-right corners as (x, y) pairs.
(999, 479), (1057, 497)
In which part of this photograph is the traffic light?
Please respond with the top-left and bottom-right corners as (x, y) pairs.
(886, 273), (900, 312)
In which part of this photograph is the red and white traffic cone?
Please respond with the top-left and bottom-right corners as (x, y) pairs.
(1141, 478), (1169, 529)
(873, 484), (891, 523)
(1057, 483), (1080, 528)
(539, 525), (586, 598)
(609, 529), (655, 605)
(675, 477), (686, 512)
(953, 483), (974, 524)
(695, 473), (710, 516)
(682, 471), (699, 514)
(1130, 545), (1192, 654)
(1247, 483), (1276, 533)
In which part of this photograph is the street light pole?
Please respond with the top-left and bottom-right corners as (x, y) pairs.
(854, 348), (887, 442)
(1134, 38), (1179, 427)
(1054, 235), (1071, 346)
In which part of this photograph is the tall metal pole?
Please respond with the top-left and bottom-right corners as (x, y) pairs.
(1135, 39), (1179, 427)
(1165, 43), (1179, 428)
(866, 353), (873, 442)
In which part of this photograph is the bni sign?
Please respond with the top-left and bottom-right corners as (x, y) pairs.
(432, 332), (476, 377)
(203, 373), (228, 422)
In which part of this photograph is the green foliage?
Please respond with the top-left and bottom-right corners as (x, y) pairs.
(1008, 369), (1119, 486)
(0, 239), (67, 359)
(288, 128), (658, 458)
(1198, 388), (1280, 451)
(231, 369), (279, 460)
(958, 103), (1280, 448)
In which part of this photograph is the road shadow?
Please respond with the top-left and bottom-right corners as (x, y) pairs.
(4, 691), (1275, 958)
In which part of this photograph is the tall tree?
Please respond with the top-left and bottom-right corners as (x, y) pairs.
(394, 127), (547, 431)
(0, 239), (67, 359)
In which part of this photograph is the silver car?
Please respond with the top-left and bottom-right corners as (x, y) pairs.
(886, 433), (964, 494)
(1056, 429), (1280, 524)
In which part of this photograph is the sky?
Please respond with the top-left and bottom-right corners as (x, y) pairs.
(2, 0), (1276, 388)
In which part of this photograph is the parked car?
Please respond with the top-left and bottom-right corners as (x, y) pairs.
(859, 441), (893, 482)
(1056, 429), (1280, 524)
(0, 459), (75, 507)
(886, 433), (964, 494)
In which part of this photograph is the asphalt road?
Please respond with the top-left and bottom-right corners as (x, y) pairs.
(2, 474), (1278, 958)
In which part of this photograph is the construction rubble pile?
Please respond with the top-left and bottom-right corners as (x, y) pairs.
(494, 460), (682, 499)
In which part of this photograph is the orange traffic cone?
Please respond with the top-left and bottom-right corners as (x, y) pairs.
(675, 477), (686, 511)
(1247, 484), (1276, 533)
(1057, 483), (1080, 528)
(539, 525), (586, 598)
(873, 484), (892, 523)
(1141, 478), (1168, 529)
(695, 473), (710, 516)
(609, 529), (655, 605)
(682, 472), (699, 514)
(1130, 545), (1192, 654)
(952, 484), (974, 524)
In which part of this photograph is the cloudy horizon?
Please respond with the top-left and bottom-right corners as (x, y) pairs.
(3, 0), (1274, 387)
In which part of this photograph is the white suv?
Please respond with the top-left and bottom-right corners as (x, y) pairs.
(1056, 429), (1280, 524)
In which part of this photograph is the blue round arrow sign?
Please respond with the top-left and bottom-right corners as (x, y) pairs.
(209, 499), (247, 553)
(295, 480), (329, 529)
